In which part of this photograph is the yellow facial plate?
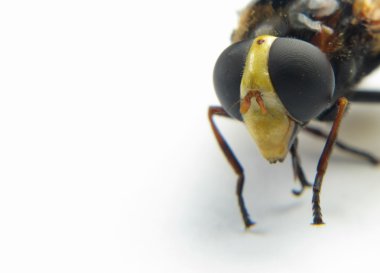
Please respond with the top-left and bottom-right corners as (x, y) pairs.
(241, 35), (296, 162)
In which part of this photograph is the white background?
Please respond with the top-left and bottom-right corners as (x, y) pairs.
(1, 0), (380, 272)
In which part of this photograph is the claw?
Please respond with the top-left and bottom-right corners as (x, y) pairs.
(244, 221), (256, 231)
(292, 188), (304, 196)
(312, 217), (325, 226)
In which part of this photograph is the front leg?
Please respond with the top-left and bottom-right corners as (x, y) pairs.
(312, 97), (348, 225)
(208, 106), (255, 228)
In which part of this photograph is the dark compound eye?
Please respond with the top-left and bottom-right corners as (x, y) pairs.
(268, 38), (335, 123)
(213, 39), (253, 120)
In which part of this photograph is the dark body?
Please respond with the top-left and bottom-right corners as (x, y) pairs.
(231, 0), (380, 120)
(209, 0), (380, 228)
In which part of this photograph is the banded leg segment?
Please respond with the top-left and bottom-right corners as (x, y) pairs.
(208, 106), (254, 228)
(312, 97), (349, 225)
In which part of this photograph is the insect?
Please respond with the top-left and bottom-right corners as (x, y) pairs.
(209, 0), (380, 228)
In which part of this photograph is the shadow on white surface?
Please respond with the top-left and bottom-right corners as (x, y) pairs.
(170, 103), (380, 273)
(1, 1), (380, 272)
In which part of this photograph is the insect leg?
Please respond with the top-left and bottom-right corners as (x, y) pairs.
(312, 97), (348, 225)
(208, 106), (255, 228)
(318, 90), (380, 121)
(346, 90), (380, 103)
(304, 127), (379, 165)
(290, 137), (312, 196)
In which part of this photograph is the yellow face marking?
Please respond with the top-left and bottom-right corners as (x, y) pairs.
(241, 36), (277, 94)
(240, 35), (296, 162)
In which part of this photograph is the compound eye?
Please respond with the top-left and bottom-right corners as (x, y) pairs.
(268, 38), (335, 123)
(213, 39), (253, 120)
